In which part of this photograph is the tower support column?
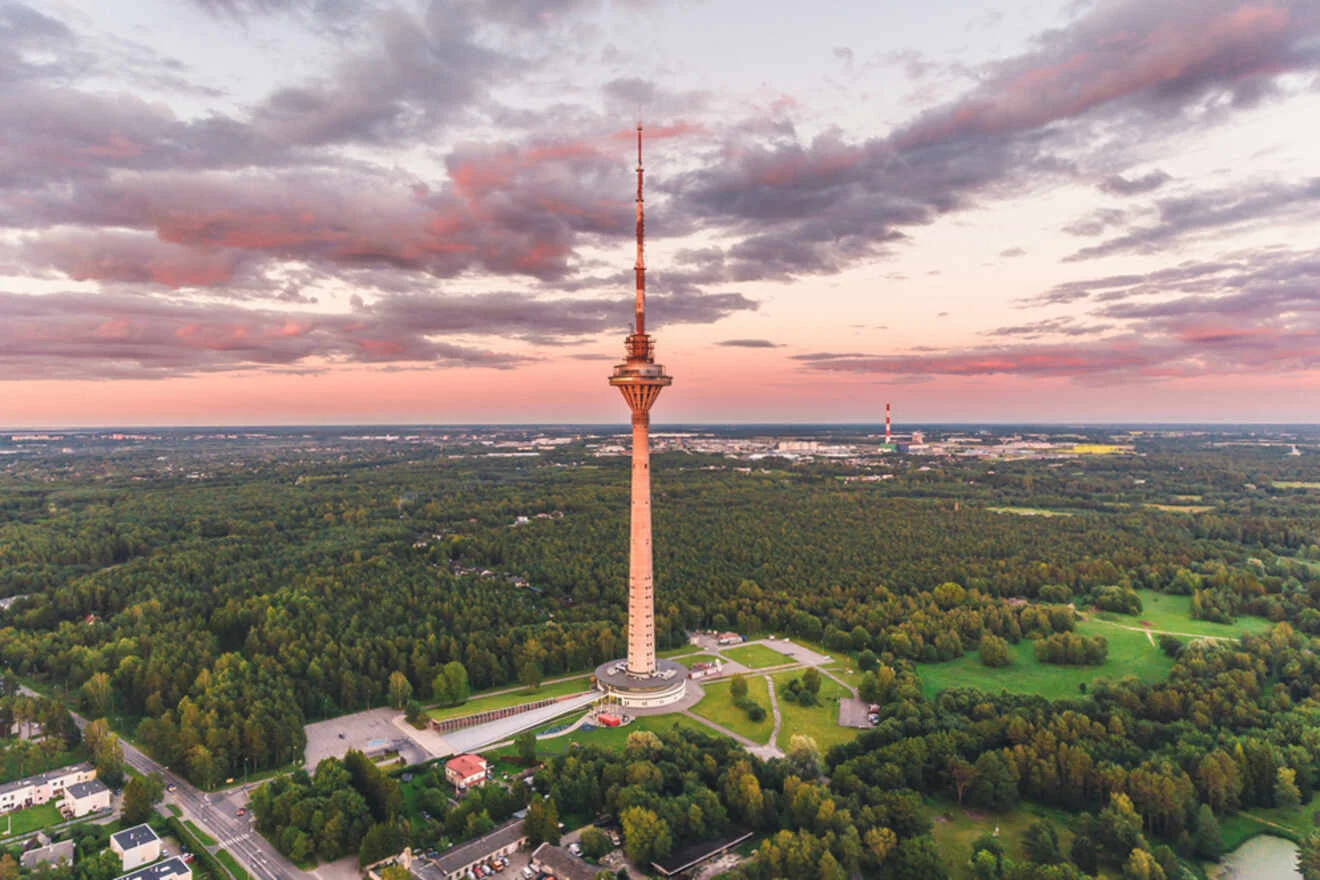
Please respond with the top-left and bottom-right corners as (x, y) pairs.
(627, 409), (656, 675)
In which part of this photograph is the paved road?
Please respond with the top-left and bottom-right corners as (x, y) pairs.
(19, 686), (304, 880)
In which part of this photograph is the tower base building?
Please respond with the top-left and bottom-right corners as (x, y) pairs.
(594, 657), (688, 708)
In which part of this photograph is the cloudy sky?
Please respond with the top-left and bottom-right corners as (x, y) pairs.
(3, 0), (1319, 426)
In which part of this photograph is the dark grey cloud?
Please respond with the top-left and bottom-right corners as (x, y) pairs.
(1062, 207), (1131, 237)
(0, 283), (754, 379)
(1098, 169), (1171, 195)
(831, 247), (1320, 381)
(715, 338), (780, 348)
(892, 0), (1320, 152)
(1067, 177), (1320, 261)
(984, 316), (1109, 338)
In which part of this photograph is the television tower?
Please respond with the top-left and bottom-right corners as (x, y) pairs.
(885, 402), (892, 444)
(609, 124), (672, 677)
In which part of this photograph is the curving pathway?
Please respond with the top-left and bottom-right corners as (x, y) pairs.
(764, 675), (783, 750)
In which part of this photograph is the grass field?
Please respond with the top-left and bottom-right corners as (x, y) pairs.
(823, 665), (862, 689)
(986, 506), (1073, 517)
(659, 643), (701, 658)
(426, 675), (592, 722)
(1219, 790), (1320, 849)
(488, 713), (708, 761)
(691, 676), (774, 744)
(918, 621), (1175, 701)
(186, 819), (217, 846)
(723, 643), (794, 669)
(770, 670), (855, 753)
(928, 799), (1084, 879)
(1144, 503), (1215, 513)
(1274, 481), (1320, 490)
(675, 654), (724, 669)
(1, 801), (63, 835)
(1112, 590), (1274, 638)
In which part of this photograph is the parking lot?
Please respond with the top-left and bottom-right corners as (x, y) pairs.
(837, 697), (876, 729)
(303, 708), (430, 769)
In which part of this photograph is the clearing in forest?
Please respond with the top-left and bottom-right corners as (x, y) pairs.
(722, 642), (794, 669)
(770, 670), (854, 752)
(691, 676), (775, 745)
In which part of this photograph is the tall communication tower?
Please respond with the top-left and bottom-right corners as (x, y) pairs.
(596, 126), (686, 707)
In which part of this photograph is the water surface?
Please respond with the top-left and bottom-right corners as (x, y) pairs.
(1216, 835), (1300, 880)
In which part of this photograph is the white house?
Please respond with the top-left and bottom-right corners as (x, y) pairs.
(115, 856), (191, 880)
(443, 754), (488, 792)
(0, 763), (96, 815)
(111, 824), (162, 871)
(61, 778), (112, 818)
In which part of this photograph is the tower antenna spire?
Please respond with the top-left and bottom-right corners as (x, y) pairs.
(634, 122), (645, 336)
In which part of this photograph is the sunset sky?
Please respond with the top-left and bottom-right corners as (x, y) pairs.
(3, 0), (1319, 426)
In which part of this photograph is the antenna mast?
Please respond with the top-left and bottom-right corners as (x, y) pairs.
(634, 123), (645, 336)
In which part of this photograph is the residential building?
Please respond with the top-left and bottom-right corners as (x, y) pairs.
(716, 632), (743, 646)
(529, 843), (596, 880)
(111, 824), (162, 871)
(61, 778), (111, 818)
(115, 856), (191, 880)
(0, 763), (96, 815)
(21, 839), (75, 870)
(443, 754), (488, 791)
(409, 818), (526, 880)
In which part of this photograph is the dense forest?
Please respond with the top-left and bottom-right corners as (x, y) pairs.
(0, 429), (1316, 825)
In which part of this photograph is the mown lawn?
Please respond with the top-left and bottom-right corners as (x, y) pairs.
(658, 643), (701, 658)
(675, 654), (724, 669)
(426, 675), (592, 721)
(488, 714), (709, 760)
(216, 849), (255, 880)
(3, 801), (63, 835)
(770, 670), (855, 752)
(918, 621), (1174, 701)
(691, 676), (774, 744)
(723, 643), (794, 669)
(185, 819), (217, 846)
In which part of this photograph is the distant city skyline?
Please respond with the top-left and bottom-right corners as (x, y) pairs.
(2, 0), (1319, 426)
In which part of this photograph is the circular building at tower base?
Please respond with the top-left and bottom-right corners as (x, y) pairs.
(594, 657), (688, 708)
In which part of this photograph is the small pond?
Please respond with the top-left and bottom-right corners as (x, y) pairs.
(1215, 835), (1300, 880)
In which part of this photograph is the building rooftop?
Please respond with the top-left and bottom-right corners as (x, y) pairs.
(0, 762), (94, 796)
(65, 779), (110, 799)
(651, 829), (755, 877)
(112, 824), (160, 850)
(115, 856), (190, 880)
(21, 840), (75, 869)
(530, 843), (596, 880)
(429, 818), (525, 876)
(444, 754), (487, 779)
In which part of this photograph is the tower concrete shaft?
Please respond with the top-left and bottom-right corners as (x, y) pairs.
(609, 125), (671, 677)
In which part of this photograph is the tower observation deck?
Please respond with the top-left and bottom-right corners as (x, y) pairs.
(594, 125), (687, 708)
